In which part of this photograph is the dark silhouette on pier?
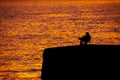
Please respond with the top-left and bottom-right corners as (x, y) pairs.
(78, 32), (91, 45)
(41, 45), (119, 80)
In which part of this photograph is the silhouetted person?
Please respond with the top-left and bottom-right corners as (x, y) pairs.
(78, 32), (91, 45)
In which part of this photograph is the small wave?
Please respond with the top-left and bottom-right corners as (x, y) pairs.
(0, 69), (41, 72)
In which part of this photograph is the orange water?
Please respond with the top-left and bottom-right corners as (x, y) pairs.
(0, 2), (120, 80)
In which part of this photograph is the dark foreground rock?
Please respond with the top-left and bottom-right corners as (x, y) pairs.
(41, 45), (120, 80)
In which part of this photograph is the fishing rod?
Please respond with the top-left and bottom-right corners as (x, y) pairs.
(72, 36), (82, 40)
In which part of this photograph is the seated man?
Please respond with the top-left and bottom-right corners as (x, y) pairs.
(78, 32), (91, 45)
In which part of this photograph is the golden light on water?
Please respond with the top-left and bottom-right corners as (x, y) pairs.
(0, 0), (120, 79)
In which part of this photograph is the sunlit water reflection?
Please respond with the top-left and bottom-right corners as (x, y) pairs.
(0, 3), (120, 80)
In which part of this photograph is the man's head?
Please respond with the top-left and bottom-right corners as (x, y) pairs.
(86, 32), (89, 35)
